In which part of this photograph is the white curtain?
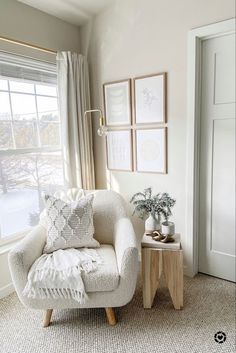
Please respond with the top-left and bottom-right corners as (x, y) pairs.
(56, 52), (95, 190)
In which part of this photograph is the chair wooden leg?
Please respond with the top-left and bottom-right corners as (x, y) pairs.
(43, 309), (53, 328)
(105, 307), (117, 326)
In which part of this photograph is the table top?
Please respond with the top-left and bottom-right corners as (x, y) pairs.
(142, 233), (181, 250)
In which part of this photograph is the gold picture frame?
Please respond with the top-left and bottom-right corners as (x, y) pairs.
(103, 79), (132, 127)
(134, 127), (167, 174)
(106, 129), (133, 171)
(134, 72), (167, 125)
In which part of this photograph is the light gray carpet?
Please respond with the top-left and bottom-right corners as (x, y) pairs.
(0, 274), (235, 353)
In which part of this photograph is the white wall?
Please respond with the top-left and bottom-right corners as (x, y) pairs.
(0, 0), (81, 297)
(81, 0), (235, 274)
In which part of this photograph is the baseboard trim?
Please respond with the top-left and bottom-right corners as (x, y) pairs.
(0, 283), (14, 299)
(184, 266), (196, 278)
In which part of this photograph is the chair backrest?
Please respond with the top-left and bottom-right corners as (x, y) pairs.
(43, 188), (127, 244)
(85, 189), (127, 244)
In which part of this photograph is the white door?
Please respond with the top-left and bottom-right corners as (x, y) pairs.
(199, 32), (235, 282)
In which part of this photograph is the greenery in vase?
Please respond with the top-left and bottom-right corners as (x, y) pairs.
(130, 187), (176, 221)
(159, 192), (176, 222)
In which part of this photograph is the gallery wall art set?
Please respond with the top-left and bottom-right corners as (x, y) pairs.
(103, 73), (167, 174)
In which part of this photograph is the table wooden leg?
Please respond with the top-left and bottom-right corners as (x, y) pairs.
(142, 248), (162, 308)
(163, 250), (183, 309)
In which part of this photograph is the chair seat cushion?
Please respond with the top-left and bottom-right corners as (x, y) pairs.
(82, 245), (119, 292)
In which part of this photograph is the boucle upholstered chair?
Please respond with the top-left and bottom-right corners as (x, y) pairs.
(8, 190), (139, 327)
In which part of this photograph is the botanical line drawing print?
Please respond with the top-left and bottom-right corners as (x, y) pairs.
(135, 73), (166, 124)
(142, 88), (158, 109)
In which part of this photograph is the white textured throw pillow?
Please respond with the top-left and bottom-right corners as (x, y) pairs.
(43, 193), (100, 253)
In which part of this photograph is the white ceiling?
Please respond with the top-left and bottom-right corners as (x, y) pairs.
(17, 0), (115, 26)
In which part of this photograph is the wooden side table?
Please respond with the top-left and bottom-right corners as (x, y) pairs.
(141, 233), (183, 310)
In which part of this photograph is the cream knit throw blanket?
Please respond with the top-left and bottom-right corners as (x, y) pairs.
(23, 248), (102, 303)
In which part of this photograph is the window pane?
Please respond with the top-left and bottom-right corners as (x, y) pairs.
(36, 84), (57, 96)
(11, 93), (36, 118)
(0, 152), (64, 239)
(37, 152), (64, 190)
(40, 122), (60, 146)
(0, 92), (11, 120)
(9, 80), (34, 93)
(13, 121), (38, 148)
(37, 96), (58, 113)
(12, 113), (37, 121)
(0, 155), (37, 237)
(0, 79), (8, 90)
(39, 111), (58, 122)
(0, 122), (13, 149)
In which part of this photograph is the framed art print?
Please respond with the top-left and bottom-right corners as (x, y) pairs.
(135, 128), (167, 173)
(103, 79), (131, 126)
(106, 130), (133, 171)
(134, 72), (166, 124)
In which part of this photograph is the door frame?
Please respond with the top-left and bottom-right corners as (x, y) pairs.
(185, 18), (235, 277)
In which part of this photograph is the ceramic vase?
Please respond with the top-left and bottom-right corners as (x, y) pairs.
(145, 213), (160, 234)
(161, 221), (175, 236)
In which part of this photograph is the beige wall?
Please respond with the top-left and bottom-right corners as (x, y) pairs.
(0, 0), (81, 297)
(0, 0), (80, 61)
(81, 0), (235, 273)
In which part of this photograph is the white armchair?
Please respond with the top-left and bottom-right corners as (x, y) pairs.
(8, 190), (139, 327)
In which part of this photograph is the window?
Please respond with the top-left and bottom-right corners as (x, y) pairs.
(0, 54), (65, 243)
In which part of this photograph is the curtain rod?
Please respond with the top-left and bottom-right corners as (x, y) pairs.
(0, 35), (56, 55)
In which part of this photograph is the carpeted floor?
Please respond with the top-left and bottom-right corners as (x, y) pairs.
(0, 274), (235, 353)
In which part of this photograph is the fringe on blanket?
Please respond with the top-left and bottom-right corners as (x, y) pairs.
(22, 249), (102, 304)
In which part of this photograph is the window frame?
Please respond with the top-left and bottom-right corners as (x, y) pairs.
(0, 75), (64, 246)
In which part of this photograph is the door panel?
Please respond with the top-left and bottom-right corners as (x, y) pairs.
(211, 118), (235, 256)
(214, 48), (235, 104)
(199, 33), (236, 282)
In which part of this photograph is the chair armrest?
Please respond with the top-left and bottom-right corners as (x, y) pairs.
(8, 225), (46, 296)
(113, 217), (139, 275)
